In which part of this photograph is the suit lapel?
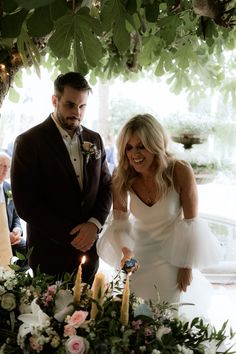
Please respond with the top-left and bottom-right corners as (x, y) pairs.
(79, 128), (91, 194)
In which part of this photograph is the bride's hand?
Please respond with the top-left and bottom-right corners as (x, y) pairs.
(121, 247), (140, 273)
(177, 268), (192, 292)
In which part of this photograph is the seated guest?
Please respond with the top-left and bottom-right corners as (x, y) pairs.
(0, 151), (29, 271)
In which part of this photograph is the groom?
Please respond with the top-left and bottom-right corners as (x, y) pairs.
(11, 72), (112, 283)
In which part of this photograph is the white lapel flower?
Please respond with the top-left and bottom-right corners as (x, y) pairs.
(81, 141), (101, 163)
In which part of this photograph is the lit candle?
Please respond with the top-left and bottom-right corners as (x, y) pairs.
(73, 255), (86, 304)
(90, 272), (106, 320)
(0, 201), (12, 268)
(120, 272), (131, 326)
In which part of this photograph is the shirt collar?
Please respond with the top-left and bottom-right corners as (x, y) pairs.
(51, 113), (74, 140)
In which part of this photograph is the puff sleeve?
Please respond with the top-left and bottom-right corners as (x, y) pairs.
(96, 210), (135, 269)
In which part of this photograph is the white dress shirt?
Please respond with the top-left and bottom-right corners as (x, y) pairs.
(51, 114), (102, 231)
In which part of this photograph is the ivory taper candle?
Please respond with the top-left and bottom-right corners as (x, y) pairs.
(0, 201), (12, 268)
(73, 255), (86, 304)
(120, 272), (131, 326)
(90, 272), (106, 320)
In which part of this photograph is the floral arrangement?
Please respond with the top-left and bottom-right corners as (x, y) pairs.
(0, 266), (235, 354)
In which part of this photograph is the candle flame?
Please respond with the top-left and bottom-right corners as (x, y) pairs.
(81, 255), (86, 264)
(127, 271), (132, 277)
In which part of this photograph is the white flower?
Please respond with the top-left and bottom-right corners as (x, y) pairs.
(17, 299), (50, 344)
(0, 285), (5, 295)
(81, 141), (101, 162)
(19, 296), (32, 314)
(201, 340), (220, 354)
(1, 292), (16, 311)
(0, 267), (15, 281)
(54, 289), (74, 322)
(156, 326), (171, 341)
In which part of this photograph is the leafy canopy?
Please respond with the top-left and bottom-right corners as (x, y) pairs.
(0, 0), (236, 103)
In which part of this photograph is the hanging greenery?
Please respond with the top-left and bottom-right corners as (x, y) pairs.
(0, 0), (236, 107)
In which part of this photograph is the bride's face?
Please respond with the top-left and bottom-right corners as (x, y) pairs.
(125, 134), (155, 174)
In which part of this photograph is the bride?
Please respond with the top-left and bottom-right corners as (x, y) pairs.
(97, 113), (222, 314)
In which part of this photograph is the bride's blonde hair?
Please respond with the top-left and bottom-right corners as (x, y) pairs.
(113, 113), (176, 207)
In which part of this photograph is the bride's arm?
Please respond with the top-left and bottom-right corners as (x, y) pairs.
(96, 185), (135, 269)
(174, 161), (198, 291)
(113, 189), (137, 269)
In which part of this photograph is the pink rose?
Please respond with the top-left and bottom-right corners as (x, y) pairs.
(64, 324), (76, 337)
(48, 285), (57, 294)
(65, 336), (86, 354)
(67, 311), (88, 328)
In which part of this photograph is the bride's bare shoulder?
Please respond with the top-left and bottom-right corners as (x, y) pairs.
(173, 160), (196, 191)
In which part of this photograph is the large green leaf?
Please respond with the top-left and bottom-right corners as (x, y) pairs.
(73, 41), (89, 75)
(16, 0), (56, 10)
(17, 25), (41, 75)
(75, 7), (102, 35)
(0, 9), (28, 38)
(159, 13), (180, 45)
(3, 0), (18, 13)
(49, 8), (103, 66)
(138, 36), (160, 66)
(8, 87), (20, 103)
(126, 0), (137, 15)
(50, 0), (68, 21)
(27, 6), (54, 37)
(101, 0), (131, 52)
(144, 0), (159, 23)
(76, 26), (103, 67)
(48, 12), (74, 58)
(113, 19), (130, 52)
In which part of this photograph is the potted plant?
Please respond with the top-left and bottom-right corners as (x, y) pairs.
(186, 154), (233, 184)
(164, 113), (214, 149)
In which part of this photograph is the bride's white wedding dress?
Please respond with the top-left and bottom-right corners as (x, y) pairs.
(97, 188), (222, 317)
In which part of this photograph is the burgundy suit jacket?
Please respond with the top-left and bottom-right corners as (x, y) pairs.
(11, 116), (112, 280)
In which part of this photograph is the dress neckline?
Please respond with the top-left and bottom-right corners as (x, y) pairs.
(130, 188), (178, 208)
(131, 190), (160, 208)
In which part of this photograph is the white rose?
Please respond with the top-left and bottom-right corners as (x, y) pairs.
(1, 292), (16, 311)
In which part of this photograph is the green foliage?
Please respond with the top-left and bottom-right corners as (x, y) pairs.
(0, 0), (236, 105)
(0, 268), (235, 353)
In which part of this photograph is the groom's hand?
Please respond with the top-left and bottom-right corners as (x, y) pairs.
(177, 268), (193, 292)
(69, 222), (98, 252)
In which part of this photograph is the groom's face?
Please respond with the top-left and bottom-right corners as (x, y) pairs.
(52, 86), (89, 135)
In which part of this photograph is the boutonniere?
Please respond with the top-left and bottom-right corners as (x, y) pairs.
(77, 126), (101, 164)
(6, 190), (13, 204)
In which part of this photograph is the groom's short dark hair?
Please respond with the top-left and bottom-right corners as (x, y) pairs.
(54, 72), (92, 96)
